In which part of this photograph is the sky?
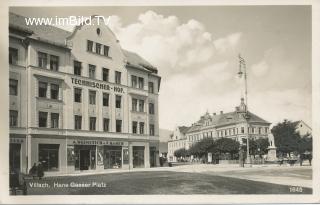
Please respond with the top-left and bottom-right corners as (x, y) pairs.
(10, 6), (312, 130)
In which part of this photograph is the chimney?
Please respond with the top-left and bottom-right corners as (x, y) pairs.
(220, 111), (223, 114)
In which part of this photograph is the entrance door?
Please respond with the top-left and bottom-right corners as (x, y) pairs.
(9, 144), (21, 173)
(80, 150), (90, 170)
(133, 146), (145, 168)
(150, 147), (156, 167)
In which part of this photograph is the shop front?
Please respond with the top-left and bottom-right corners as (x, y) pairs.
(67, 138), (129, 172)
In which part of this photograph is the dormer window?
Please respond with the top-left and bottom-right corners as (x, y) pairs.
(87, 40), (93, 52)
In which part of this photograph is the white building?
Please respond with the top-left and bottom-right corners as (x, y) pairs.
(9, 13), (161, 176)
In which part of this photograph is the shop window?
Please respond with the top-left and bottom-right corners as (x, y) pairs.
(9, 110), (18, 127)
(138, 100), (144, 112)
(102, 93), (109, 106)
(89, 90), (96, 105)
(50, 84), (59, 100)
(51, 113), (59, 128)
(149, 124), (155, 136)
(89, 117), (96, 131)
(131, 75), (137, 88)
(38, 81), (47, 98)
(39, 112), (47, 127)
(74, 88), (82, 103)
(116, 120), (122, 132)
(38, 52), (47, 68)
(103, 118), (110, 132)
(74, 115), (82, 130)
(103, 45), (109, 57)
(115, 95), (121, 108)
(123, 148), (129, 165)
(149, 103), (154, 114)
(96, 43), (101, 54)
(102, 68), (109, 82)
(38, 144), (59, 171)
(132, 121), (137, 134)
(132, 98), (137, 111)
(115, 71), (121, 84)
(9, 79), (18, 96)
(74, 61), (82, 76)
(9, 47), (18, 65)
(138, 77), (144, 89)
(148, 82), (154, 93)
(89, 64), (96, 79)
(49, 55), (59, 71)
(87, 40), (93, 52)
(104, 146), (122, 169)
(139, 122), (144, 134)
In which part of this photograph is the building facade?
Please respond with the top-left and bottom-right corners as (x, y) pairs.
(9, 13), (161, 176)
(168, 99), (271, 162)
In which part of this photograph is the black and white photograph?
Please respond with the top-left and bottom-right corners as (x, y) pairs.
(1, 0), (320, 204)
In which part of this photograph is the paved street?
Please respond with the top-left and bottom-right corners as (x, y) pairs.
(24, 165), (312, 195)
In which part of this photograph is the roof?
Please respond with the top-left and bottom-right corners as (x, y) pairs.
(9, 12), (157, 73)
(293, 120), (312, 130)
(187, 110), (270, 133)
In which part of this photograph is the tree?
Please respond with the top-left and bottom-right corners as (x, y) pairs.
(249, 138), (269, 157)
(174, 148), (188, 158)
(189, 138), (214, 157)
(271, 120), (303, 156)
(209, 138), (240, 159)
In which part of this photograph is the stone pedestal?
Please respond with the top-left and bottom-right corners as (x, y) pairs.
(267, 146), (277, 161)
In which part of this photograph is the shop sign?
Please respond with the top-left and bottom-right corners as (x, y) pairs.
(71, 77), (124, 93)
(10, 138), (24, 143)
(70, 139), (128, 146)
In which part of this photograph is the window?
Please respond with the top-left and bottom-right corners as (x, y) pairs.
(149, 124), (155, 136)
(102, 68), (109, 82)
(148, 82), (154, 93)
(39, 112), (48, 127)
(103, 93), (109, 106)
(38, 82), (47, 98)
(89, 90), (96, 105)
(132, 98), (138, 111)
(38, 144), (59, 171)
(50, 84), (59, 100)
(115, 95), (121, 108)
(50, 55), (59, 71)
(74, 115), (82, 130)
(149, 103), (154, 114)
(116, 120), (122, 132)
(132, 121), (138, 134)
(138, 77), (144, 89)
(259, 127), (261, 134)
(104, 45), (109, 57)
(87, 40), (93, 52)
(139, 100), (144, 112)
(9, 47), (18, 65)
(96, 43), (101, 54)
(131, 76), (137, 88)
(74, 88), (82, 103)
(38, 52), (47, 68)
(9, 110), (18, 127)
(115, 71), (121, 84)
(51, 113), (59, 128)
(103, 118), (110, 132)
(139, 122), (144, 134)
(241, 127), (245, 134)
(89, 64), (96, 79)
(74, 61), (82, 76)
(265, 127), (268, 133)
(9, 79), (18, 96)
(89, 117), (96, 131)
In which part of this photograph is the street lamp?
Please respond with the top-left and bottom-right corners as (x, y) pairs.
(238, 54), (251, 166)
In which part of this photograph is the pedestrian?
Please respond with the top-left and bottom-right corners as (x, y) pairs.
(29, 163), (37, 176)
(37, 162), (44, 179)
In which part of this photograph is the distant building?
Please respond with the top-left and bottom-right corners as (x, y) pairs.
(168, 98), (271, 162)
(293, 120), (312, 137)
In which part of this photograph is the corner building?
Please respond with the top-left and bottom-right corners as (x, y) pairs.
(9, 13), (161, 176)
